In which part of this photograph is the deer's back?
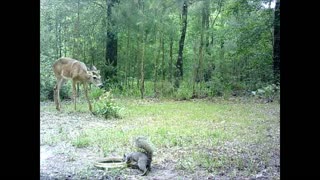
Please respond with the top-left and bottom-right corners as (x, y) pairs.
(53, 57), (88, 80)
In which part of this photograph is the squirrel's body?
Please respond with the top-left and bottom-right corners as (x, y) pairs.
(123, 137), (153, 176)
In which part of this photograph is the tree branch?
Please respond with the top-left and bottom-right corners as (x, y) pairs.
(92, 1), (105, 9)
(211, 0), (223, 27)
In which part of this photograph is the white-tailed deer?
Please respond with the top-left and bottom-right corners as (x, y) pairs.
(53, 57), (103, 112)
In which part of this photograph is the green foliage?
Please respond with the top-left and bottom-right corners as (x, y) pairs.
(89, 86), (105, 100)
(92, 91), (123, 119)
(40, 0), (279, 100)
(206, 76), (224, 97)
(174, 82), (193, 100)
(252, 84), (280, 102)
(72, 132), (90, 148)
(160, 81), (175, 97)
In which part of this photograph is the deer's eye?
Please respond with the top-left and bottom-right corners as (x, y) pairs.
(93, 76), (97, 79)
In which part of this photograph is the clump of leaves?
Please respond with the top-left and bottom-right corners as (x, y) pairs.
(92, 91), (123, 119)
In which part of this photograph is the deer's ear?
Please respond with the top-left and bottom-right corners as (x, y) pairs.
(87, 71), (93, 76)
(91, 66), (97, 71)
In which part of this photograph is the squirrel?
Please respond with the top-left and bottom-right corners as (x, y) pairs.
(123, 136), (154, 176)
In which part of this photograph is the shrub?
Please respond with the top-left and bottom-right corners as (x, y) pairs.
(92, 91), (123, 119)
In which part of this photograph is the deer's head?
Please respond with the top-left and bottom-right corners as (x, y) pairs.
(87, 66), (103, 88)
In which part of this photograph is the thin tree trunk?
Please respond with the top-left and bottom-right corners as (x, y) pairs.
(204, 0), (210, 53)
(72, 0), (80, 59)
(126, 25), (130, 87)
(192, 43), (198, 98)
(169, 37), (173, 84)
(210, 0), (223, 46)
(136, 39), (140, 89)
(55, 17), (59, 59)
(140, 32), (145, 99)
(161, 33), (165, 91)
(64, 19), (67, 57)
(154, 32), (159, 94)
(83, 41), (86, 61)
(59, 23), (62, 58)
(175, 0), (188, 87)
(198, 5), (205, 83)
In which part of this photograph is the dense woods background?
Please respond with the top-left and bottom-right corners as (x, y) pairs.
(40, 0), (280, 101)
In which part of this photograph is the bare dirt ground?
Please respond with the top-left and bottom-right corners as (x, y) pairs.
(40, 111), (196, 180)
(40, 103), (189, 180)
(40, 101), (280, 180)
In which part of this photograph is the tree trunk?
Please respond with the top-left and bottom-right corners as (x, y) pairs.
(194, 5), (206, 97)
(273, 0), (280, 84)
(169, 37), (173, 84)
(63, 18), (67, 57)
(203, 0), (210, 53)
(55, 16), (59, 59)
(154, 32), (159, 94)
(192, 43), (198, 98)
(58, 22), (62, 58)
(175, 0), (188, 87)
(161, 33), (165, 91)
(72, 0), (80, 59)
(136, 39), (140, 90)
(210, 0), (223, 46)
(126, 25), (130, 88)
(106, 0), (118, 79)
(140, 32), (146, 99)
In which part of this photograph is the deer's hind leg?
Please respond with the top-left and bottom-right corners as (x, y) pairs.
(72, 80), (78, 111)
(54, 78), (66, 111)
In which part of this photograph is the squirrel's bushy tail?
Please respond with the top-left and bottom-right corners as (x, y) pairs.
(135, 136), (154, 158)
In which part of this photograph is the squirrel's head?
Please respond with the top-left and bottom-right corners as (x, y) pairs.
(123, 154), (131, 163)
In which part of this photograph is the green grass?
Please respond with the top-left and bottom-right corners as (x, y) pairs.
(41, 97), (280, 177)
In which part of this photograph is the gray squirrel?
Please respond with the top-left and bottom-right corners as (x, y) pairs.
(123, 137), (154, 176)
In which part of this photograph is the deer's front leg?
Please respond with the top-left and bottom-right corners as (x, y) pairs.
(83, 84), (92, 112)
(53, 84), (60, 111)
(72, 81), (77, 111)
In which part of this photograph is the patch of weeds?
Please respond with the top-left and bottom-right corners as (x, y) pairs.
(89, 87), (104, 100)
(175, 150), (206, 173)
(72, 132), (90, 148)
(195, 153), (216, 172)
(194, 148), (251, 175)
(176, 156), (196, 173)
(93, 91), (124, 119)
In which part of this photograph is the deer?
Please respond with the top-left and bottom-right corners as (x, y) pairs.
(53, 57), (103, 112)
